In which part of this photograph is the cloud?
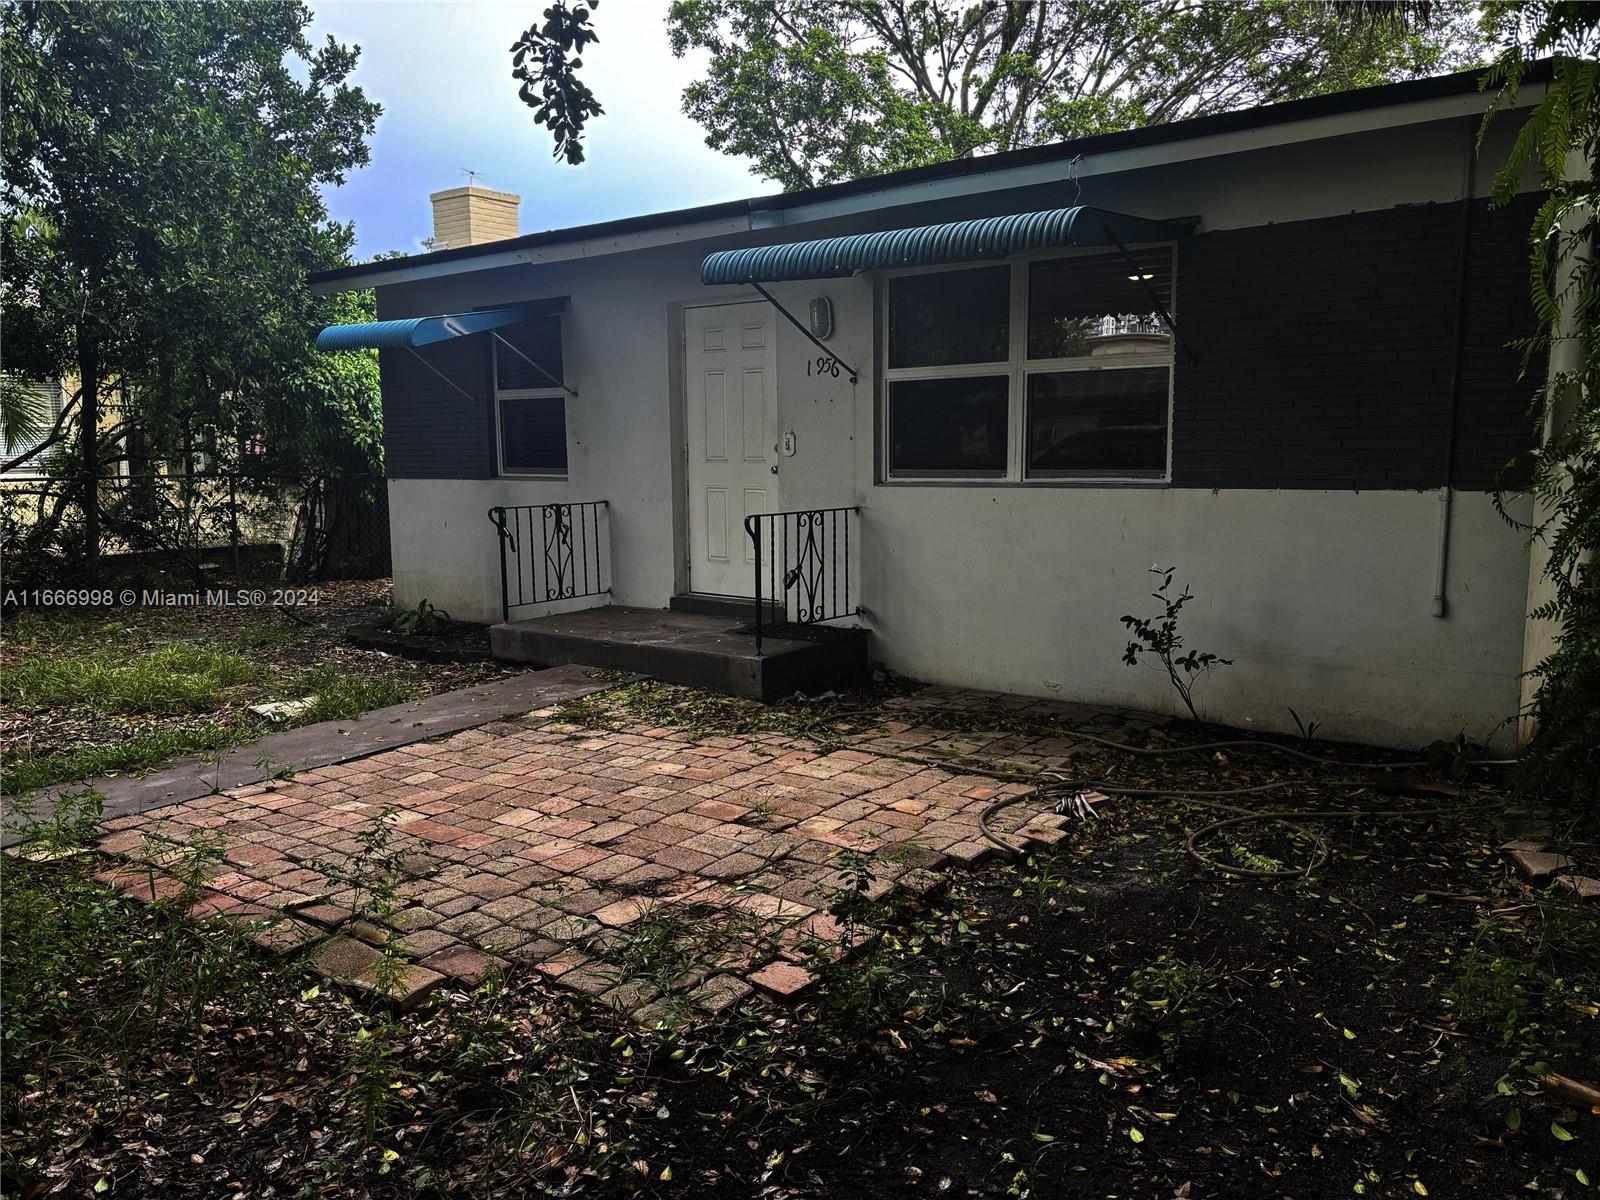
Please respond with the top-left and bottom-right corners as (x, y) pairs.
(307, 0), (762, 259)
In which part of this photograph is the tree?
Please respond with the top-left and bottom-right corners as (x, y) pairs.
(662, 0), (1490, 190)
(511, 1), (604, 165)
(1481, 3), (1600, 812)
(1, 0), (380, 561)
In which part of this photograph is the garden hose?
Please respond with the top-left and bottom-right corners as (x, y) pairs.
(965, 728), (1507, 880)
(1062, 727), (1518, 772)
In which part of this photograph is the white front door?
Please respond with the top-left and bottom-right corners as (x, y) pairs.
(685, 302), (777, 597)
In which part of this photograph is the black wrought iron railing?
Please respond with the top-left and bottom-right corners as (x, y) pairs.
(744, 506), (860, 654)
(488, 500), (610, 622)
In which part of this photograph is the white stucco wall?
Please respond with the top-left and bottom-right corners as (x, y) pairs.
(855, 487), (1529, 748)
(380, 110), (1539, 749)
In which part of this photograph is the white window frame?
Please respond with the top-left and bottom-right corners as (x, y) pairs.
(493, 323), (569, 479)
(879, 243), (1177, 485)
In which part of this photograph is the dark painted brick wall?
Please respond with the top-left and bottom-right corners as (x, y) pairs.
(1171, 194), (1542, 490)
(380, 335), (495, 479)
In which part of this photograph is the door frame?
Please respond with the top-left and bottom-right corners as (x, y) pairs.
(675, 296), (780, 598)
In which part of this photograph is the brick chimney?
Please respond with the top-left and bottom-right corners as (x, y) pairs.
(429, 184), (520, 249)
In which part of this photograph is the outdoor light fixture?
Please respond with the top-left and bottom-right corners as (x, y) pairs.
(1127, 271), (1154, 281)
(808, 296), (833, 339)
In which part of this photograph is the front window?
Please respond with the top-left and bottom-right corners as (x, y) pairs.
(882, 247), (1174, 482)
(885, 266), (1010, 478)
(494, 316), (567, 476)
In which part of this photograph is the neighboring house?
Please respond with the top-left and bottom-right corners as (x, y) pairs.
(311, 67), (1561, 749)
(1, 376), (67, 479)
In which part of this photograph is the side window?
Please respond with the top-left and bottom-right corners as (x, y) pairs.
(494, 316), (566, 475)
(1025, 248), (1173, 480)
(884, 265), (1010, 478)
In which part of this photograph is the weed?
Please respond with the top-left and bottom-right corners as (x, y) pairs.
(290, 667), (411, 722)
(1, 792), (261, 1111)
(313, 810), (415, 1142)
(1226, 839), (1286, 875)
(1118, 956), (1235, 1061)
(1011, 853), (1072, 910)
(1120, 566), (1232, 724)
(0, 722), (247, 797)
(797, 849), (906, 1018)
(1288, 707), (1323, 742)
(393, 597), (451, 636)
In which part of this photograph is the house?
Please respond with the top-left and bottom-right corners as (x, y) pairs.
(311, 66), (1560, 750)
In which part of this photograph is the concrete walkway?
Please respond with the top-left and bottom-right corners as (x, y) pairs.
(1, 666), (629, 846)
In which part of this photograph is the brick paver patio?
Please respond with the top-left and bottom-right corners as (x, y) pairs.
(89, 696), (1101, 1016)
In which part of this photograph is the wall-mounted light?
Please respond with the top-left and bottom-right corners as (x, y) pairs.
(808, 296), (833, 340)
(1127, 272), (1154, 282)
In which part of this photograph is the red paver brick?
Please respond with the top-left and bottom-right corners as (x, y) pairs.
(747, 959), (817, 997)
(247, 917), (324, 957)
(354, 961), (446, 1011)
(545, 844), (610, 871)
(593, 898), (651, 927)
(418, 945), (507, 987)
(689, 799), (750, 822)
(293, 902), (355, 929)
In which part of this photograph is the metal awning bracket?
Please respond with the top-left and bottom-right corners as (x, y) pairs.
(751, 281), (859, 385)
(406, 346), (481, 404)
(1105, 225), (1198, 365)
(488, 330), (578, 398)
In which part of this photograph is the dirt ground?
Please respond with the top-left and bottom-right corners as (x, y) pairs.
(4, 677), (1596, 1199)
(0, 582), (514, 794)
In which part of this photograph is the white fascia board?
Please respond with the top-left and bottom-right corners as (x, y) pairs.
(751, 85), (1549, 228)
(310, 214), (754, 294)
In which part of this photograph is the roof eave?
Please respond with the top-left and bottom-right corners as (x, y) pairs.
(313, 61), (1552, 295)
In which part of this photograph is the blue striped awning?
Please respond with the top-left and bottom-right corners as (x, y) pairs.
(700, 206), (1183, 285)
(314, 296), (568, 352)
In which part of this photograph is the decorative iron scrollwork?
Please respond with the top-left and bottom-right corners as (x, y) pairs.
(488, 501), (610, 621)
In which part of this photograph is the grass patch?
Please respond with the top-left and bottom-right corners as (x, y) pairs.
(0, 722), (248, 797)
(289, 668), (412, 722)
(2, 646), (263, 714)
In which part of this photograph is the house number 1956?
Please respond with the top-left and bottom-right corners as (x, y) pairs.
(806, 355), (842, 378)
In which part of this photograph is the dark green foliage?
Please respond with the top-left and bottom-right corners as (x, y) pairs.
(1482, 6), (1600, 816)
(511, 1), (603, 164)
(1, 0), (381, 562)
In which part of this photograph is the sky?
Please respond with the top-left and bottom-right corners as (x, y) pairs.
(305, 0), (763, 260)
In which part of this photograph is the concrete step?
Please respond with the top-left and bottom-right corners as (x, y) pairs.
(668, 592), (782, 623)
(490, 606), (868, 701)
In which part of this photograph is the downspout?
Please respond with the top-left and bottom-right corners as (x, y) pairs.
(1434, 119), (1476, 618)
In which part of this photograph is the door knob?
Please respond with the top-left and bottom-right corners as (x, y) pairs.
(770, 465), (778, 474)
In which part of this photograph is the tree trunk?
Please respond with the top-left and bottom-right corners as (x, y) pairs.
(78, 327), (101, 562)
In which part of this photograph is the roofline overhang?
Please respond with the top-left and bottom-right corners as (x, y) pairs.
(311, 62), (1552, 295)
